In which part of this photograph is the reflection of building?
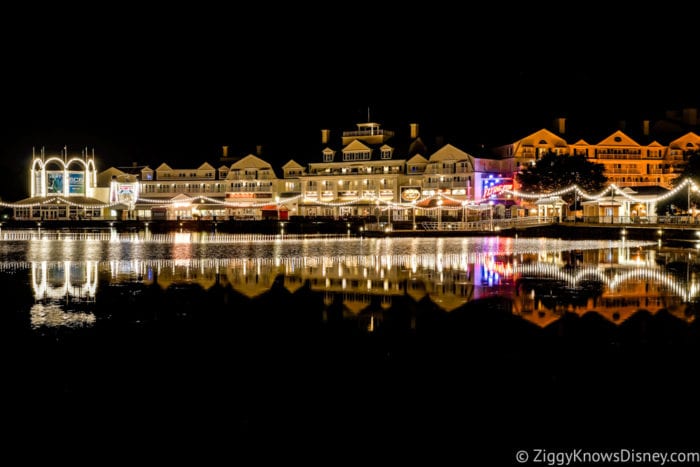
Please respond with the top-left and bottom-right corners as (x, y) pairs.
(29, 260), (99, 328)
(7, 238), (699, 329)
(511, 247), (695, 327)
(31, 261), (99, 302)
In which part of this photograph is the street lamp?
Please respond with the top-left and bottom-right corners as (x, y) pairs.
(688, 181), (696, 221)
(275, 195), (280, 220)
(375, 200), (380, 226)
(412, 200), (417, 230)
(610, 186), (615, 224)
(437, 198), (443, 230)
(461, 200), (467, 227)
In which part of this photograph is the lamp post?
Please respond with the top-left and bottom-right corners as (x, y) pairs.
(437, 198), (443, 231)
(489, 200), (494, 231)
(611, 186), (615, 224)
(412, 200), (417, 230)
(462, 201), (467, 227)
(275, 195), (280, 220)
(375, 200), (380, 226)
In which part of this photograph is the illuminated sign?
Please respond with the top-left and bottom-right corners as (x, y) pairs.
(400, 186), (421, 202)
(226, 192), (272, 199)
(482, 177), (513, 198)
(117, 183), (136, 204)
(68, 172), (84, 194)
(47, 173), (64, 194)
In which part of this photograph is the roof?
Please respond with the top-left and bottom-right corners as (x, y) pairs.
(230, 154), (274, 170)
(13, 196), (107, 206)
(415, 197), (464, 208)
(428, 143), (472, 162)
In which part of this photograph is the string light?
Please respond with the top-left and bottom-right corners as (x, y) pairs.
(3, 178), (698, 213)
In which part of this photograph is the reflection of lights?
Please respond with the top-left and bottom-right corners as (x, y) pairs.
(174, 232), (191, 243)
(30, 303), (95, 329)
(514, 263), (695, 302)
(32, 261), (98, 301)
(2, 235), (697, 326)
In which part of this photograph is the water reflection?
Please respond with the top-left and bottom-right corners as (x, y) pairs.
(4, 235), (700, 452)
(5, 236), (698, 330)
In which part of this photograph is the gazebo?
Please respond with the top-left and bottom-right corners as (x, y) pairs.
(535, 196), (567, 221)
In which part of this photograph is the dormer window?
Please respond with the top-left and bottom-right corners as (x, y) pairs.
(343, 150), (371, 161)
(381, 148), (392, 159)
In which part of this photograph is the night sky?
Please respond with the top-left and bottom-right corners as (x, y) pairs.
(1, 7), (697, 200)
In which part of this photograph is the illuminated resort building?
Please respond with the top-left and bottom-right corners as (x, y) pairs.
(494, 112), (700, 190)
(7, 110), (700, 223)
(12, 147), (109, 221)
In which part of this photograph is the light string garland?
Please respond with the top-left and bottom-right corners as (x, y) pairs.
(1, 178), (696, 211)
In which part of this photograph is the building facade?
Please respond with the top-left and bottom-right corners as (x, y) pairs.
(8, 111), (700, 224)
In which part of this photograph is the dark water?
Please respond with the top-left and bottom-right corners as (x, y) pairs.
(2, 234), (699, 462)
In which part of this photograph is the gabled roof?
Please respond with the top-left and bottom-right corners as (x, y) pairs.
(407, 154), (429, 164)
(515, 128), (568, 147)
(596, 130), (640, 146)
(428, 143), (472, 162)
(155, 163), (173, 171)
(197, 162), (215, 171)
(343, 140), (372, 152)
(98, 167), (126, 177)
(570, 138), (590, 145)
(668, 131), (700, 148)
(230, 154), (273, 169)
(282, 159), (305, 169)
(171, 193), (193, 202)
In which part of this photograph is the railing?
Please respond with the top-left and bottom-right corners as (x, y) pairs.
(364, 216), (555, 232)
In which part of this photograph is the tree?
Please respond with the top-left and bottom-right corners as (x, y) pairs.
(657, 150), (700, 214)
(516, 152), (607, 205)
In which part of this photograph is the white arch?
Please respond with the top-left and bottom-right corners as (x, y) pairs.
(30, 155), (97, 198)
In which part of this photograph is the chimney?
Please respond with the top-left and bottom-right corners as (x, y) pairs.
(222, 145), (229, 158)
(683, 108), (698, 126)
(554, 117), (566, 134)
(321, 129), (330, 145)
(256, 145), (262, 156)
(642, 119), (650, 136)
(410, 123), (419, 139)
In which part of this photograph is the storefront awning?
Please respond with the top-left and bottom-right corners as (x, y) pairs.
(415, 198), (464, 208)
(260, 205), (289, 211)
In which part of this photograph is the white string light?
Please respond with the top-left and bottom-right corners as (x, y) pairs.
(2, 178), (697, 211)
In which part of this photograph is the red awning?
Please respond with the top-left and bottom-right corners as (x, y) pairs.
(260, 205), (289, 211)
(415, 198), (464, 208)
